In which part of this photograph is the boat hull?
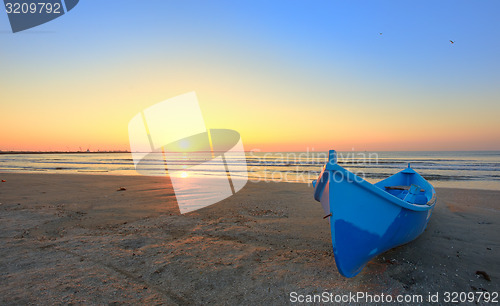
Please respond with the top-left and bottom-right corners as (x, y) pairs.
(313, 151), (436, 278)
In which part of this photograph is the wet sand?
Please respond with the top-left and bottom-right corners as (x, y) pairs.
(0, 173), (498, 304)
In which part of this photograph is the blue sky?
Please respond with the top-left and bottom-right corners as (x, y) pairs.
(1, 0), (499, 151)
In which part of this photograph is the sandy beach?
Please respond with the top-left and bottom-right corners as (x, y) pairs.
(0, 172), (498, 304)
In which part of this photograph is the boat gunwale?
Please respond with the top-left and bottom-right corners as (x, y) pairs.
(326, 163), (436, 212)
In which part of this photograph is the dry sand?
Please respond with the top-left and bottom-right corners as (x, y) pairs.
(0, 173), (499, 304)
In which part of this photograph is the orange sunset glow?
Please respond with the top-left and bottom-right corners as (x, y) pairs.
(1, 1), (499, 152)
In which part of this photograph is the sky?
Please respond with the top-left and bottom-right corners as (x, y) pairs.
(1, 0), (499, 152)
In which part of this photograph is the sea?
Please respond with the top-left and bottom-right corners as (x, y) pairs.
(1, 151), (500, 191)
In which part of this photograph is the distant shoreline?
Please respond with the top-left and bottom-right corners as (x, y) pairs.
(1, 150), (499, 155)
(0, 151), (249, 155)
(0, 151), (131, 155)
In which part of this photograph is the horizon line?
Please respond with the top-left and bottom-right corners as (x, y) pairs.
(1, 149), (500, 154)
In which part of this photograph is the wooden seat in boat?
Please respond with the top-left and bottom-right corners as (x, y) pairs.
(385, 185), (425, 192)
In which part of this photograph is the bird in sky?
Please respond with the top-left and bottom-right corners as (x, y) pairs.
(450, 40), (455, 44)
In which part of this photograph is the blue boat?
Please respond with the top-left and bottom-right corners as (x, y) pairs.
(312, 150), (437, 278)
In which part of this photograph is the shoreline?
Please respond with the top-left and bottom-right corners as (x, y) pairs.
(2, 171), (500, 193)
(1, 150), (499, 154)
(0, 172), (498, 304)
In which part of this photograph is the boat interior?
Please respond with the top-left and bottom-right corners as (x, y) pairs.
(383, 185), (429, 205)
